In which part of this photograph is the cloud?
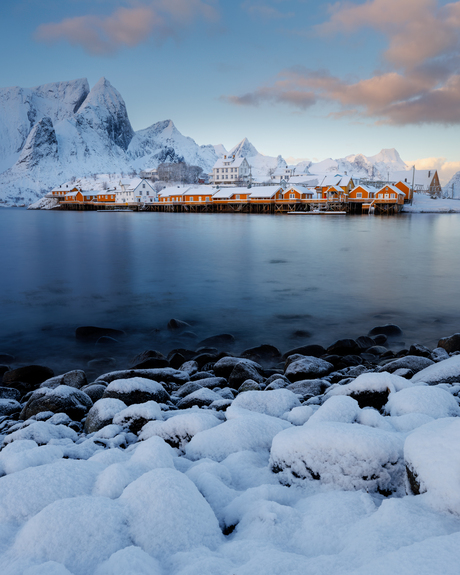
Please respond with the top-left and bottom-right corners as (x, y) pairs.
(34, 0), (219, 55)
(408, 157), (460, 185)
(224, 0), (460, 125)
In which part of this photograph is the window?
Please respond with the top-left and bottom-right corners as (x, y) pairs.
(391, 193), (395, 199)
(356, 192), (362, 198)
(290, 193), (295, 199)
(199, 196), (202, 201)
(385, 193), (389, 199)
(236, 195), (240, 200)
(143, 184), (145, 188)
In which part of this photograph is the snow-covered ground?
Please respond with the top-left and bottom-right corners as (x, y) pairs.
(2, 352), (460, 574)
(402, 194), (460, 213)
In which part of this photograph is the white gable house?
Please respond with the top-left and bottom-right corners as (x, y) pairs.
(212, 155), (250, 184)
(115, 178), (156, 204)
(134, 179), (157, 203)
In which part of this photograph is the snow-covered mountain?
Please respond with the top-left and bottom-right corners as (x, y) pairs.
(0, 78), (220, 205)
(229, 137), (287, 178)
(306, 148), (409, 180)
(444, 170), (460, 198)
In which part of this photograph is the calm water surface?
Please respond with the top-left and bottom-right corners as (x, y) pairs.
(1, 209), (460, 372)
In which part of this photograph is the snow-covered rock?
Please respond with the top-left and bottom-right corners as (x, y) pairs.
(270, 421), (405, 493)
(385, 386), (460, 419)
(405, 418), (460, 514)
(411, 355), (460, 385)
(232, 389), (301, 418)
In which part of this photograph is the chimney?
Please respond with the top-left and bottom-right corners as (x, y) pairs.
(428, 170), (431, 178)
(224, 155), (226, 159)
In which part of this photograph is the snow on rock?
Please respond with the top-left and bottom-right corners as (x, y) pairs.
(102, 376), (169, 405)
(325, 371), (412, 411)
(185, 407), (291, 462)
(385, 386), (460, 419)
(270, 421), (405, 493)
(176, 387), (221, 409)
(0, 459), (102, 523)
(93, 436), (175, 499)
(3, 422), (77, 447)
(139, 410), (221, 449)
(283, 405), (315, 425)
(95, 368), (189, 386)
(306, 395), (361, 425)
(11, 495), (130, 575)
(94, 546), (162, 575)
(120, 468), (223, 557)
(112, 401), (163, 434)
(411, 355), (460, 385)
(84, 398), (127, 434)
(232, 389), (301, 418)
(284, 356), (333, 382)
(0, 442), (64, 476)
(405, 418), (460, 514)
(20, 385), (93, 421)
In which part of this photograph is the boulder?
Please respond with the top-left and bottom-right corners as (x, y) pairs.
(0, 387), (21, 401)
(95, 368), (189, 386)
(176, 388), (221, 409)
(228, 362), (265, 390)
(193, 376), (227, 389)
(355, 336), (375, 350)
(113, 401), (163, 434)
(39, 370), (87, 390)
(197, 333), (235, 348)
(378, 355), (434, 375)
(213, 356), (261, 379)
(237, 379), (264, 393)
(438, 333), (460, 354)
(102, 377), (170, 405)
(84, 398), (127, 434)
(167, 318), (191, 331)
(20, 385), (93, 421)
(368, 324), (403, 337)
(284, 356), (334, 382)
(240, 344), (281, 364)
(326, 339), (360, 356)
(175, 381), (203, 399)
(75, 326), (125, 342)
(408, 344), (433, 358)
(281, 344), (326, 361)
(179, 360), (199, 375)
(0, 365), (9, 380)
(411, 355), (460, 385)
(0, 353), (14, 363)
(232, 389), (300, 418)
(372, 334), (388, 345)
(80, 384), (107, 403)
(0, 399), (21, 416)
(286, 379), (325, 401)
(131, 358), (170, 369)
(270, 420), (404, 494)
(431, 347), (450, 362)
(404, 418), (460, 513)
(2, 365), (54, 392)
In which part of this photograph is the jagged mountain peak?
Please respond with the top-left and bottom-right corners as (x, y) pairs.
(229, 137), (259, 158)
(76, 77), (134, 151)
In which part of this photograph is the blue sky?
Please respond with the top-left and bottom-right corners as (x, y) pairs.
(1, 1), (460, 180)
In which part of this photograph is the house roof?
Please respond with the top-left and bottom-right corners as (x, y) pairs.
(183, 186), (213, 196)
(352, 185), (379, 194)
(249, 186), (282, 198)
(389, 170), (438, 188)
(158, 186), (188, 198)
(213, 156), (247, 169)
(377, 184), (405, 195)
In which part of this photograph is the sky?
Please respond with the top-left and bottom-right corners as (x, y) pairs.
(1, 0), (460, 183)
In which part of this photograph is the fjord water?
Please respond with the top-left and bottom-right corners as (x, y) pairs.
(1, 209), (460, 371)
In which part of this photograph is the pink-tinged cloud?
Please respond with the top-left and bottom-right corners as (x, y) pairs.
(224, 1), (460, 125)
(34, 1), (219, 55)
(317, 0), (460, 70)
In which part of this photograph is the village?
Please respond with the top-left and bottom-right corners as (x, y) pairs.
(47, 153), (443, 215)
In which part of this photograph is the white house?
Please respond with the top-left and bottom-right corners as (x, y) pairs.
(212, 155), (250, 184)
(115, 178), (156, 204)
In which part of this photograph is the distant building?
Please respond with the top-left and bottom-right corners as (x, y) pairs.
(389, 170), (441, 197)
(212, 154), (250, 184)
(116, 178), (156, 204)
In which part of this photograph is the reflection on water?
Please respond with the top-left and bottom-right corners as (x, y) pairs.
(1, 209), (460, 373)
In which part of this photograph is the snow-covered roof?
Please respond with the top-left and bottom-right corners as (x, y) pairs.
(288, 176), (319, 186)
(81, 191), (98, 197)
(319, 174), (343, 187)
(65, 191), (80, 197)
(158, 186), (188, 198)
(183, 186), (213, 196)
(120, 178), (142, 190)
(213, 156), (247, 169)
(325, 185), (343, 193)
(377, 184), (405, 195)
(389, 170), (438, 188)
(339, 175), (353, 186)
(249, 186), (281, 199)
(285, 185), (313, 195)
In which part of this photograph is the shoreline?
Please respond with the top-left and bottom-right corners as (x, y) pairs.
(1, 324), (460, 573)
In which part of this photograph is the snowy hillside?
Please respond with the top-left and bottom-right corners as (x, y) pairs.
(0, 78), (219, 206)
(444, 170), (460, 198)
